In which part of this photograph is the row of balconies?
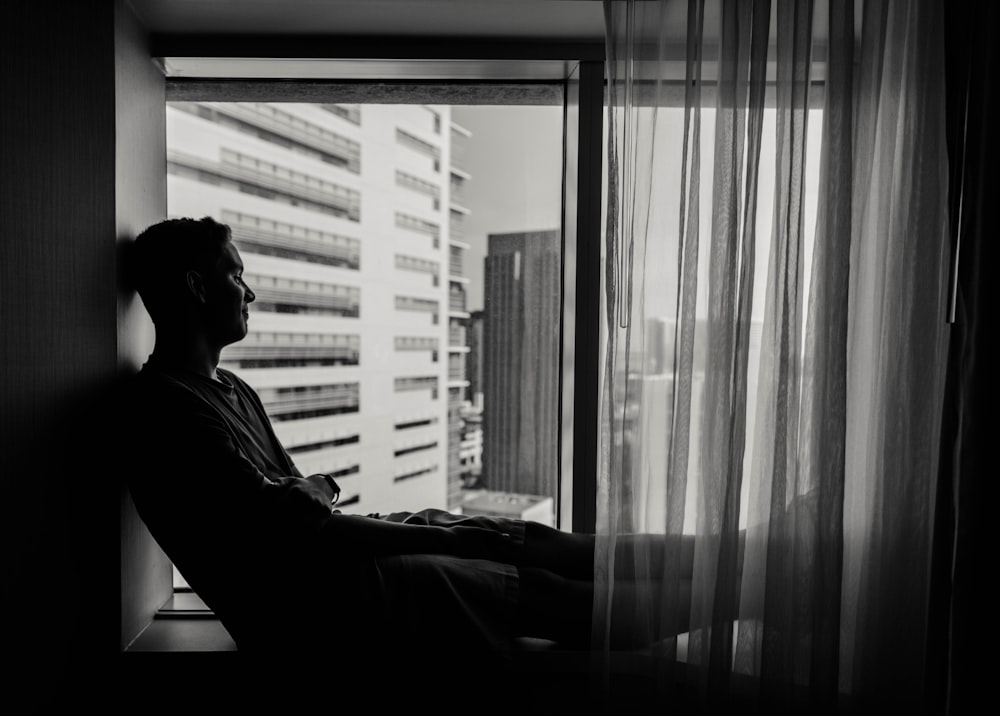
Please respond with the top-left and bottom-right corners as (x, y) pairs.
(169, 150), (361, 221)
(229, 220), (361, 270)
(319, 104), (361, 125)
(220, 344), (360, 368)
(248, 284), (360, 317)
(257, 383), (361, 420)
(174, 101), (362, 173)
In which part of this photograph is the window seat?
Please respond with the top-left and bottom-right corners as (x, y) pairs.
(120, 590), (805, 710)
(122, 601), (745, 711)
(125, 591), (237, 652)
(123, 590), (694, 668)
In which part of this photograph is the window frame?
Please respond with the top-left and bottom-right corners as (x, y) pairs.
(125, 36), (608, 655)
(155, 39), (606, 535)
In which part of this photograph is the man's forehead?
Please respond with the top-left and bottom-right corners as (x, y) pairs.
(218, 241), (243, 269)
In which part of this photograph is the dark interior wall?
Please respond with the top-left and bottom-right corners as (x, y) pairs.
(936, 2), (997, 713)
(1, 0), (117, 699)
(0, 0), (164, 706)
(115, 0), (169, 653)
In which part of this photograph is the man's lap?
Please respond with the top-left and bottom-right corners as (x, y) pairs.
(369, 509), (524, 660)
(375, 507), (526, 546)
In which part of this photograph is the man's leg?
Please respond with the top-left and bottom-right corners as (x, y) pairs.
(513, 566), (592, 647)
(518, 522), (695, 581)
(513, 565), (694, 649)
(516, 522), (595, 578)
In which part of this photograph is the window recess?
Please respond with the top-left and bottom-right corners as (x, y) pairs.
(161, 57), (603, 547)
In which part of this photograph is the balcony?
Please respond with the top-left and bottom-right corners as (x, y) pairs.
(249, 281), (360, 317)
(448, 290), (467, 313)
(448, 325), (466, 346)
(185, 102), (361, 172)
(396, 254), (440, 278)
(258, 383), (360, 421)
(228, 220), (360, 269)
(168, 149), (361, 220)
(221, 342), (359, 367)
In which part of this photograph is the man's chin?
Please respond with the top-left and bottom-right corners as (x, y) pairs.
(222, 327), (249, 348)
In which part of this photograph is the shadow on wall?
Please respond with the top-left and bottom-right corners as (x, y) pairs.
(5, 237), (159, 707)
(6, 372), (131, 703)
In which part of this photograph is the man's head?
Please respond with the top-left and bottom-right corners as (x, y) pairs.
(130, 217), (255, 347)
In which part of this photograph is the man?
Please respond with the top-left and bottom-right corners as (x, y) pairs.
(120, 217), (610, 677)
(120, 216), (697, 707)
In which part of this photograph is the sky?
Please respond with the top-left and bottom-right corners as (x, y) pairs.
(449, 105), (564, 311)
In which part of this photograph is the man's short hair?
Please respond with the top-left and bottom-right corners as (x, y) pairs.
(129, 216), (232, 324)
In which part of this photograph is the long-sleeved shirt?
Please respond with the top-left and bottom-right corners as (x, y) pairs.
(120, 357), (373, 651)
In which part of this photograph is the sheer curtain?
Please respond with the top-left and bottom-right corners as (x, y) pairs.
(595, 0), (951, 711)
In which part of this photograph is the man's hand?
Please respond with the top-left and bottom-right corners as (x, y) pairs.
(304, 473), (339, 505)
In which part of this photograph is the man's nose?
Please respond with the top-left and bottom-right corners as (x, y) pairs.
(245, 285), (256, 303)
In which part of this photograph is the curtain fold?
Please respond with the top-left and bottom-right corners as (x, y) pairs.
(596, 0), (951, 711)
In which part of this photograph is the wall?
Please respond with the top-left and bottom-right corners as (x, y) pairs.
(116, 0), (169, 653)
(0, 0), (164, 706)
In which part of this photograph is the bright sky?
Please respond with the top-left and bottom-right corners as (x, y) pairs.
(450, 105), (564, 311)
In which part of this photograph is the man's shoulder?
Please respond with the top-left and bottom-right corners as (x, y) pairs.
(216, 365), (249, 388)
(128, 362), (217, 412)
(132, 362), (194, 395)
(217, 366), (266, 404)
(127, 361), (264, 417)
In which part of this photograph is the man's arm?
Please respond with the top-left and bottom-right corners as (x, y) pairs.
(123, 376), (335, 541)
(267, 473), (339, 518)
(126, 373), (510, 562)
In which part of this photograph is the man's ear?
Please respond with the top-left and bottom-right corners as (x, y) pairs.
(185, 269), (208, 304)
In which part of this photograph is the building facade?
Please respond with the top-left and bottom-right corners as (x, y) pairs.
(480, 229), (561, 501)
(166, 101), (472, 515)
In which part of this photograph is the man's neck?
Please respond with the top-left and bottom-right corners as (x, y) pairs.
(150, 336), (222, 381)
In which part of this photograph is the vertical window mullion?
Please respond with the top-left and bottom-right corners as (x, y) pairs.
(564, 60), (605, 534)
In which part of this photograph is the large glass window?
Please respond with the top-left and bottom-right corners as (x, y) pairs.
(166, 97), (566, 574)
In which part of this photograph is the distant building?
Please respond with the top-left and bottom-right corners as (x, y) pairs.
(460, 490), (555, 527)
(481, 229), (561, 500)
(458, 404), (483, 488)
(466, 309), (485, 405)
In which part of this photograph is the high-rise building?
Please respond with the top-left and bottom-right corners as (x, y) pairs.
(166, 101), (471, 515)
(480, 229), (561, 500)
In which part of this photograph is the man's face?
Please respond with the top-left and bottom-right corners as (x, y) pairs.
(201, 241), (255, 348)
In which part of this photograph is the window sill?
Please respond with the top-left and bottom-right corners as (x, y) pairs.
(122, 589), (679, 666)
(125, 617), (238, 653)
(124, 591), (237, 653)
(119, 599), (705, 710)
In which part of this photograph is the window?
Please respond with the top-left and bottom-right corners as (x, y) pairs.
(320, 103), (361, 125)
(163, 62), (600, 598)
(396, 169), (442, 211)
(397, 127), (441, 172)
(395, 254), (440, 287)
(286, 433), (360, 454)
(394, 375), (439, 398)
(394, 440), (439, 457)
(394, 464), (439, 483)
(395, 416), (439, 430)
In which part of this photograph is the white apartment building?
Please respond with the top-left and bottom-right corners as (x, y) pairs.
(166, 101), (472, 515)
